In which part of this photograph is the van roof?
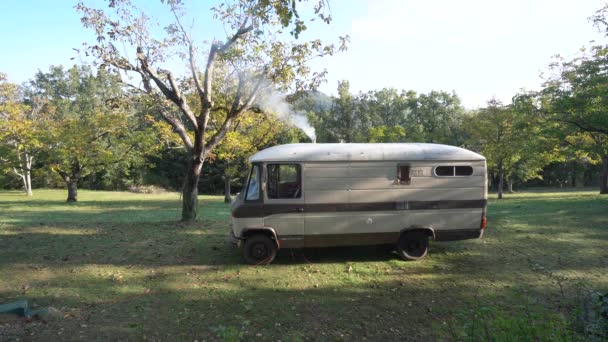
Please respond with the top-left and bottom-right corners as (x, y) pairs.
(250, 143), (485, 163)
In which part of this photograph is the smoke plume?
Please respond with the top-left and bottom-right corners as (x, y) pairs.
(255, 88), (316, 143)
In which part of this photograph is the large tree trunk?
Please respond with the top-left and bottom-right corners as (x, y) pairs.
(584, 166), (593, 186)
(224, 175), (232, 203)
(600, 155), (608, 195)
(507, 178), (514, 193)
(571, 174), (576, 187)
(24, 153), (33, 196)
(181, 158), (204, 221)
(13, 153), (34, 196)
(16, 170), (33, 196)
(25, 170), (33, 196)
(67, 180), (78, 202)
(497, 161), (504, 199)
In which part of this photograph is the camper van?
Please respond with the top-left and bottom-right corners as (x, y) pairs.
(230, 143), (487, 264)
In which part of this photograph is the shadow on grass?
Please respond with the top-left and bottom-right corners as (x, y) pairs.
(0, 198), (229, 226)
(2, 190), (607, 340)
(0, 249), (600, 341)
(1, 205), (606, 269)
(0, 273), (458, 340)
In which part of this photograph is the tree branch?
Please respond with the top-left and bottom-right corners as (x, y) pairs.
(138, 72), (194, 151)
(160, 108), (194, 151)
(11, 167), (24, 179)
(169, 4), (205, 100)
(217, 23), (253, 54)
(201, 22), (254, 121)
(548, 116), (608, 135)
(166, 71), (198, 129)
(204, 76), (264, 153)
(136, 50), (198, 130)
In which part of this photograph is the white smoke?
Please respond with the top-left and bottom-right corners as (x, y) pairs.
(255, 88), (317, 143)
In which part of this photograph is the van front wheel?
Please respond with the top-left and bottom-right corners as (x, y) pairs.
(397, 231), (428, 261)
(243, 234), (277, 265)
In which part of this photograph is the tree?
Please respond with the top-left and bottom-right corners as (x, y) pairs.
(294, 91), (333, 142)
(213, 111), (285, 203)
(358, 88), (410, 128)
(77, 0), (347, 220)
(309, 80), (371, 143)
(29, 65), (155, 202)
(327, 80), (359, 142)
(409, 91), (465, 145)
(538, 44), (608, 194)
(366, 125), (407, 143)
(0, 73), (45, 196)
(464, 99), (547, 199)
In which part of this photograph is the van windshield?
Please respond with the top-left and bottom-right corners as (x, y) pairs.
(245, 165), (260, 201)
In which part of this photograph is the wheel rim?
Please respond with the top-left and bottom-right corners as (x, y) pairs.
(251, 242), (268, 260)
(407, 240), (421, 253)
(402, 237), (426, 257)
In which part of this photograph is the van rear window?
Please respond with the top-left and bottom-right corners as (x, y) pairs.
(434, 166), (474, 177)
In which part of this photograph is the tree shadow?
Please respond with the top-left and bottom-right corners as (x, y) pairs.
(0, 248), (600, 341)
(1, 191), (607, 340)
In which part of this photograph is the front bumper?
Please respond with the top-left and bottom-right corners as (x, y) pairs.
(229, 231), (242, 247)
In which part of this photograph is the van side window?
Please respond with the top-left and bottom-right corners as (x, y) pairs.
(397, 165), (411, 185)
(435, 166), (454, 176)
(267, 164), (302, 199)
(455, 166), (474, 176)
(434, 166), (474, 177)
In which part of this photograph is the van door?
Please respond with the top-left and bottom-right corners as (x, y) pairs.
(263, 163), (305, 247)
(302, 162), (351, 247)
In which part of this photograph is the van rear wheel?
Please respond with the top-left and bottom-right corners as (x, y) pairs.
(397, 231), (428, 261)
(243, 234), (277, 265)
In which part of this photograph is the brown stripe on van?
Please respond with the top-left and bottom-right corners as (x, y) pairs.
(232, 199), (487, 218)
(278, 229), (482, 248)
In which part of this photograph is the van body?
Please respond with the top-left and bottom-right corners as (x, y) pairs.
(230, 143), (487, 264)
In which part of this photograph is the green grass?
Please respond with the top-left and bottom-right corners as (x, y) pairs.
(0, 189), (607, 341)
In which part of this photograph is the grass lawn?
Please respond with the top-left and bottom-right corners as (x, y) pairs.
(0, 189), (607, 341)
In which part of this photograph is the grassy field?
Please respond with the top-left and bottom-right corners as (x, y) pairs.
(0, 189), (607, 341)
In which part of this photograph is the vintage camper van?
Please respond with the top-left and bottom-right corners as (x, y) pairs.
(230, 143), (487, 264)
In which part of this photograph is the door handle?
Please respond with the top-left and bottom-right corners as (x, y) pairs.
(294, 207), (304, 213)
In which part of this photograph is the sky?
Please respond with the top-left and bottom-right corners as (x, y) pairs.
(0, 0), (606, 109)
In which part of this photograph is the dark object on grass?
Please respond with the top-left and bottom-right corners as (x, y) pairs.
(601, 292), (608, 319)
(0, 299), (53, 322)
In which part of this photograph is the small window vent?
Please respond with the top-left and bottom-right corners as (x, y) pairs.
(397, 165), (411, 185)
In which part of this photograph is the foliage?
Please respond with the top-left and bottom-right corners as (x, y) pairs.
(366, 125), (407, 143)
(537, 43), (608, 193)
(358, 88), (412, 128)
(326, 80), (359, 142)
(27, 65), (157, 201)
(409, 90), (466, 144)
(305, 84), (466, 146)
(213, 110), (286, 201)
(76, 0), (348, 220)
(464, 98), (558, 196)
(0, 73), (45, 195)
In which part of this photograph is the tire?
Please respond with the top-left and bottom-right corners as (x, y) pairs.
(397, 231), (429, 261)
(243, 234), (277, 265)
